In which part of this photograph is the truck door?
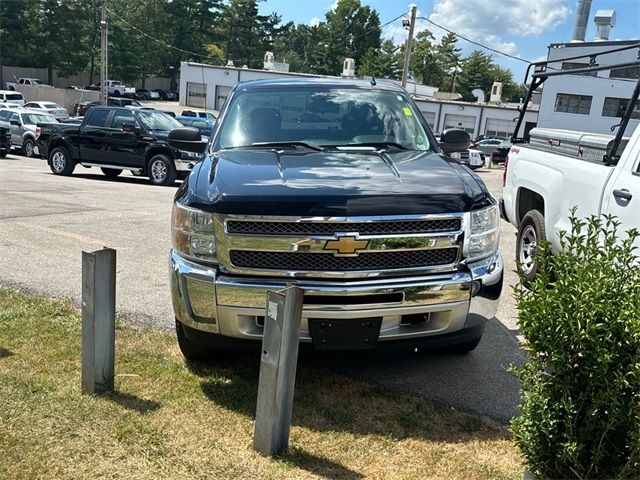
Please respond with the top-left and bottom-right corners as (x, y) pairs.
(79, 108), (113, 162)
(106, 109), (146, 167)
(601, 134), (640, 250)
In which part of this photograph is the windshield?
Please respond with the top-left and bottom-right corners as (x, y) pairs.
(216, 87), (433, 151)
(22, 113), (57, 124)
(137, 110), (183, 131)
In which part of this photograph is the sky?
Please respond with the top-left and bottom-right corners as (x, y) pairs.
(258, 0), (640, 84)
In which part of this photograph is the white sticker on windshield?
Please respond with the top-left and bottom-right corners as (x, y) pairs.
(397, 95), (403, 101)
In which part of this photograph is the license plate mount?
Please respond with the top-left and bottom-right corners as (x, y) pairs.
(308, 317), (382, 350)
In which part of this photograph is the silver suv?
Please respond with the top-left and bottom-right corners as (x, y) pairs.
(0, 108), (58, 157)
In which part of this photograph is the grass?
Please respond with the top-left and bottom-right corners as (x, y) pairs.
(0, 287), (522, 479)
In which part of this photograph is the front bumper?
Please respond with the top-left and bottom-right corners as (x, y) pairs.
(170, 250), (503, 347)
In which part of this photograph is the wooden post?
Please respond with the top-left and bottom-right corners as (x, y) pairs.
(81, 247), (116, 394)
(253, 286), (304, 455)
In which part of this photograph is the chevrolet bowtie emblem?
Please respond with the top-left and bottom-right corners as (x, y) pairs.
(324, 234), (369, 256)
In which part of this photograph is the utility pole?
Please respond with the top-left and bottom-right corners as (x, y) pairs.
(401, 4), (417, 89)
(100, 5), (108, 106)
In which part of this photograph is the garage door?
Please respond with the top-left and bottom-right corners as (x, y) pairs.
(420, 111), (436, 129)
(485, 118), (515, 138)
(443, 114), (475, 134)
(215, 85), (232, 111)
(186, 82), (207, 108)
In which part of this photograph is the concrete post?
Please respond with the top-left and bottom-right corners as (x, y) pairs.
(81, 247), (116, 394)
(253, 286), (304, 455)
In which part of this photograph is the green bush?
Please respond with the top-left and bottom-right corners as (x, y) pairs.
(511, 213), (640, 479)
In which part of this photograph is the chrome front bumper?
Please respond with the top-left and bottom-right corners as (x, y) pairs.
(169, 250), (503, 344)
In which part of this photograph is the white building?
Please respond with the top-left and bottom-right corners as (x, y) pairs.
(538, 41), (639, 136)
(179, 61), (538, 140)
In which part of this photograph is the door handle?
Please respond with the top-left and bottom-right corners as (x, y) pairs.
(613, 189), (633, 201)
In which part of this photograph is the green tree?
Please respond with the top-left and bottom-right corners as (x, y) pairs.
(456, 50), (494, 101)
(435, 33), (462, 91)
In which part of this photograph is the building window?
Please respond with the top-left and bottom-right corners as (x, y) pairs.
(609, 66), (640, 80)
(554, 93), (592, 115)
(602, 97), (640, 119)
(561, 62), (598, 76)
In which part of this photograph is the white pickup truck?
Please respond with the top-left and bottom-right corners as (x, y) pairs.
(5, 77), (49, 90)
(501, 125), (639, 281)
(104, 80), (135, 97)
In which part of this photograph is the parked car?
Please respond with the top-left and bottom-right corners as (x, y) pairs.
(0, 108), (58, 157)
(37, 106), (199, 185)
(5, 77), (49, 90)
(152, 89), (177, 101)
(471, 138), (504, 158)
(167, 78), (503, 360)
(107, 97), (142, 108)
(0, 90), (25, 107)
(450, 148), (485, 169)
(175, 115), (215, 138)
(134, 89), (160, 100)
(87, 81), (135, 97)
(491, 141), (511, 164)
(24, 101), (69, 120)
(74, 100), (100, 116)
(180, 109), (216, 121)
(0, 126), (11, 157)
(0, 102), (21, 110)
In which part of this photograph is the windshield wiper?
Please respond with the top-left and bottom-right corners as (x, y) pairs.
(230, 141), (325, 152)
(342, 142), (412, 151)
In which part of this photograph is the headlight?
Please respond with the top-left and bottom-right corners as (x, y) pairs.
(467, 204), (499, 261)
(172, 203), (216, 262)
(180, 150), (201, 159)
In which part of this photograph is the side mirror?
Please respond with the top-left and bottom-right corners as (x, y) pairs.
(440, 128), (471, 154)
(10, 120), (21, 126)
(122, 123), (139, 134)
(168, 127), (207, 153)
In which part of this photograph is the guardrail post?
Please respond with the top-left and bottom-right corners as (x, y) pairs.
(81, 247), (116, 394)
(253, 286), (304, 455)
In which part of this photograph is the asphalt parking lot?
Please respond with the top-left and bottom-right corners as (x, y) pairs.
(0, 155), (524, 423)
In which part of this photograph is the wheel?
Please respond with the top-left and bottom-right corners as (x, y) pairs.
(22, 138), (35, 157)
(101, 167), (122, 178)
(148, 154), (176, 186)
(49, 146), (75, 176)
(516, 210), (547, 284)
(113, 90), (120, 96)
(175, 320), (214, 362)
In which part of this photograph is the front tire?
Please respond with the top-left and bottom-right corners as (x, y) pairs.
(49, 146), (75, 176)
(113, 90), (120, 96)
(101, 167), (122, 178)
(175, 320), (214, 362)
(22, 138), (35, 157)
(516, 210), (547, 284)
(148, 154), (176, 186)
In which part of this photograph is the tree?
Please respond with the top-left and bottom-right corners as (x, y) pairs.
(435, 33), (462, 92)
(407, 30), (440, 87)
(456, 50), (494, 101)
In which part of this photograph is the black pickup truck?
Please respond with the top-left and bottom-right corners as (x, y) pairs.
(37, 106), (201, 185)
(167, 78), (504, 359)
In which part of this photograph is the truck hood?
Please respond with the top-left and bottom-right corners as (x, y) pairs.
(187, 149), (492, 216)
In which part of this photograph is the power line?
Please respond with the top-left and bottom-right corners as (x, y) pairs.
(105, 7), (220, 62)
(417, 15), (529, 63)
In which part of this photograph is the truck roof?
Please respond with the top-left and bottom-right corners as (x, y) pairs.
(236, 77), (406, 92)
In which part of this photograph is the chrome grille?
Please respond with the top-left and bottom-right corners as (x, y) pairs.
(229, 248), (458, 272)
(226, 219), (461, 236)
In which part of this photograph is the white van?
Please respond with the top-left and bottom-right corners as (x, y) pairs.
(0, 90), (25, 107)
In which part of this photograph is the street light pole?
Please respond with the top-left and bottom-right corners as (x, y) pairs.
(100, 6), (108, 105)
(401, 5), (417, 89)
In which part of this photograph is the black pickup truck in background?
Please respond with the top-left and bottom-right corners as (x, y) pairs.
(36, 107), (202, 185)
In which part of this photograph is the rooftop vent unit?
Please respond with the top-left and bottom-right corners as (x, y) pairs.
(263, 51), (275, 70)
(342, 58), (355, 78)
(571, 0), (592, 42)
(489, 82), (503, 104)
(594, 10), (616, 41)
